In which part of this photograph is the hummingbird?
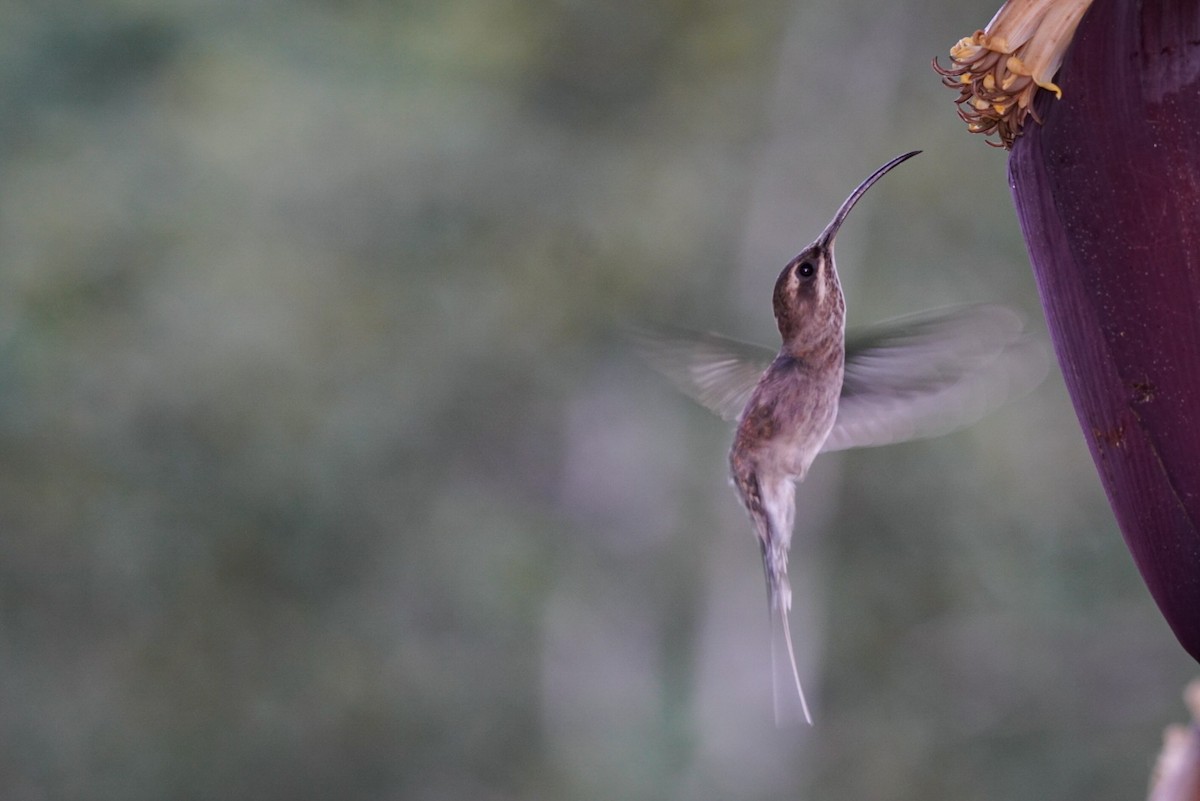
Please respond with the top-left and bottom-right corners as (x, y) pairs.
(634, 151), (1045, 725)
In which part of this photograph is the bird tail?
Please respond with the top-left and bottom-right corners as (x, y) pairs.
(765, 550), (813, 726)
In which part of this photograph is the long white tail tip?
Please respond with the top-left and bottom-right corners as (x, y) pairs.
(770, 602), (813, 726)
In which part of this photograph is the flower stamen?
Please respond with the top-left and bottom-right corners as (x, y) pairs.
(933, 0), (1094, 148)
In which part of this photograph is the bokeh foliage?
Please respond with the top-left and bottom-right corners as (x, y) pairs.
(0, 1), (1192, 800)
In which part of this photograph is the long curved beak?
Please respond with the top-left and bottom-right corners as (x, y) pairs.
(816, 150), (921, 249)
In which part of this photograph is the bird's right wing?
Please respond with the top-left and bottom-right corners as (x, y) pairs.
(628, 324), (775, 422)
(822, 304), (1049, 452)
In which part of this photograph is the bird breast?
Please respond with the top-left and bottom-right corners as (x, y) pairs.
(731, 356), (842, 481)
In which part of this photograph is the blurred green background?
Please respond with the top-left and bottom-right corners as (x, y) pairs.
(0, 1), (1194, 799)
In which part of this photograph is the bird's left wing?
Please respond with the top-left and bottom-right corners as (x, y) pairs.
(629, 324), (775, 422)
(822, 304), (1049, 452)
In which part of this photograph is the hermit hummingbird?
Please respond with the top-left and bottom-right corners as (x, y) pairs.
(635, 151), (1045, 725)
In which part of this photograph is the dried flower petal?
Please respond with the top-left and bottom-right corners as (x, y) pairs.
(934, 0), (1095, 148)
(1148, 681), (1200, 801)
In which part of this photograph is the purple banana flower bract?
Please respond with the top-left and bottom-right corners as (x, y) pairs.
(1009, 0), (1200, 661)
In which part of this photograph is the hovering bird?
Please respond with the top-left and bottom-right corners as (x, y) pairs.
(635, 151), (1045, 725)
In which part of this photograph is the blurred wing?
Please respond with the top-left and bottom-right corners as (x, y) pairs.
(628, 324), (774, 421)
(821, 304), (1049, 452)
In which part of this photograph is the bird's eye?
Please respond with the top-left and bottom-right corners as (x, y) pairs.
(797, 261), (815, 278)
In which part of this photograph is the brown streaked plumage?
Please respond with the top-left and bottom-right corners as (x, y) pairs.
(633, 151), (1048, 725)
